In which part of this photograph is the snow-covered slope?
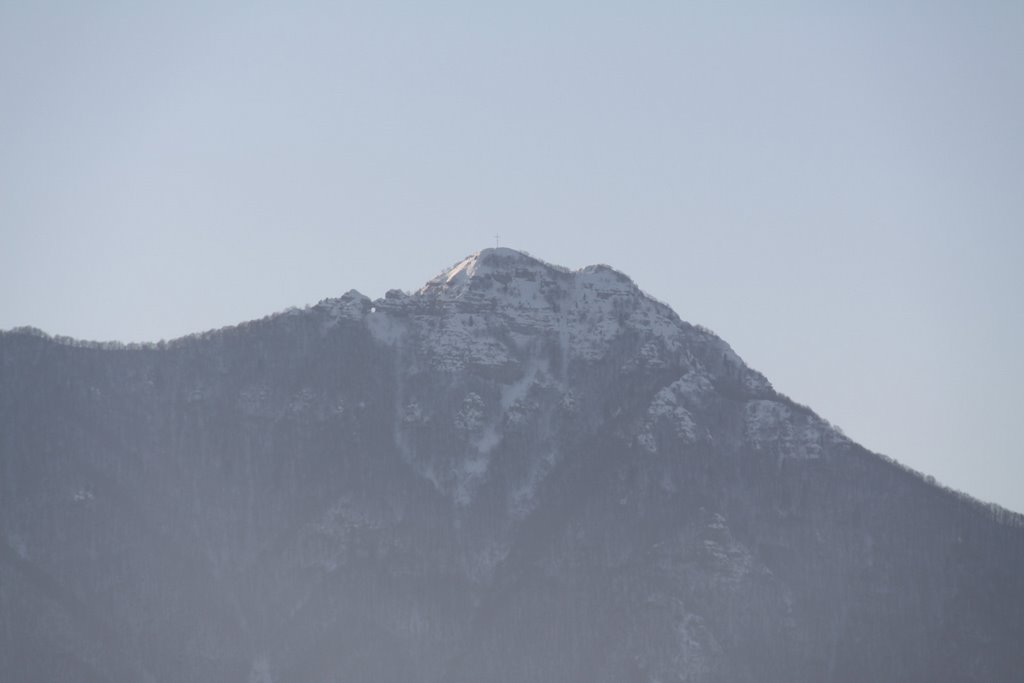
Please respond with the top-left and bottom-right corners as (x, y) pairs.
(357, 248), (770, 377)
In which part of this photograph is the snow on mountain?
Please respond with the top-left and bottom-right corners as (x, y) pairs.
(1, 248), (1023, 683)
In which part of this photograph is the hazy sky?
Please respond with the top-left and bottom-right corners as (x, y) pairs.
(2, 2), (1022, 512)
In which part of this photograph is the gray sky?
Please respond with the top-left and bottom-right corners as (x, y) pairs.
(2, 1), (1022, 512)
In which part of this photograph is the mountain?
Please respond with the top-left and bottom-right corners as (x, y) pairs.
(1, 247), (1022, 682)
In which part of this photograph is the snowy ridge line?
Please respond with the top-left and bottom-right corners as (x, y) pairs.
(422, 247), (572, 287)
(0, 248), (687, 354)
(422, 247), (686, 327)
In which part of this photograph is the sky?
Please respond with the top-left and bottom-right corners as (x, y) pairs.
(2, 1), (1022, 512)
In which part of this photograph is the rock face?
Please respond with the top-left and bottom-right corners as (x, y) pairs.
(1, 247), (1022, 682)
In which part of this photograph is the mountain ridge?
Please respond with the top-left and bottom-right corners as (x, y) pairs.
(2, 248), (1020, 519)
(2, 249), (1023, 682)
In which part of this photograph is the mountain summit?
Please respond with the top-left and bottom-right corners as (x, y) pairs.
(2, 249), (1023, 682)
(419, 247), (641, 307)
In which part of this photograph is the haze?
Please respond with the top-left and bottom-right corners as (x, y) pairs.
(1, 2), (1022, 512)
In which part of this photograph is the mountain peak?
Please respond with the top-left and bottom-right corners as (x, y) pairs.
(419, 247), (637, 302)
(370, 248), (768, 391)
(421, 247), (564, 293)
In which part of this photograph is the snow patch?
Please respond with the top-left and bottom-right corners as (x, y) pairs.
(746, 400), (841, 460)
(288, 387), (316, 415)
(318, 290), (370, 330)
(637, 379), (701, 452)
(410, 248), (693, 365)
(454, 393), (486, 433)
(365, 310), (406, 346)
(72, 489), (94, 503)
(510, 449), (561, 519)
(701, 514), (755, 585)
